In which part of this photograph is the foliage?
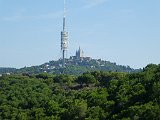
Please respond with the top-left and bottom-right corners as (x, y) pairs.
(77, 73), (97, 85)
(0, 67), (16, 74)
(0, 64), (160, 119)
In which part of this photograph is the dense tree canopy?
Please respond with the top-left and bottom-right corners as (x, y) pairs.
(0, 64), (160, 119)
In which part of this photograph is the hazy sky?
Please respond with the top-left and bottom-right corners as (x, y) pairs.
(0, 0), (160, 69)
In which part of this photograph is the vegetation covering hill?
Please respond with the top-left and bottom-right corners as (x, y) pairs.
(0, 64), (160, 119)
(12, 58), (139, 75)
(0, 67), (16, 74)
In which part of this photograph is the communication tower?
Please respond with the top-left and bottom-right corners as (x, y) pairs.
(61, 0), (68, 67)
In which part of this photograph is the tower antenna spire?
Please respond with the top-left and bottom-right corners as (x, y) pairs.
(63, 0), (66, 31)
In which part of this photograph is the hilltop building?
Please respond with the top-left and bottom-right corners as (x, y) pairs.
(70, 47), (84, 60)
(70, 47), (91, 61)
(76, 47), (84, 59)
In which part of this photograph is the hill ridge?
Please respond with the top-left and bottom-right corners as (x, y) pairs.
(0, 58), (140, 75)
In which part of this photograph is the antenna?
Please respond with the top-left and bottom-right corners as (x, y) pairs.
(63, 0), (66, 31)
(64, 0), (66, 17)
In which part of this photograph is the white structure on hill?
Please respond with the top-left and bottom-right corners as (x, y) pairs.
(76, 47), (84, 59)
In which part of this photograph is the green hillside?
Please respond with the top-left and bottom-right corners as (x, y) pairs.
(14, 58), (140, 75)
(0, 67), (16, 74)
(0, 64), (159, 119)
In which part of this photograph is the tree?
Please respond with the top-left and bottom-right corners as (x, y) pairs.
(62, 99), (87, 120)
(76, 73), (97, 85)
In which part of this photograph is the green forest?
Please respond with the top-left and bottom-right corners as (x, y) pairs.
(0, 64), (160, 120)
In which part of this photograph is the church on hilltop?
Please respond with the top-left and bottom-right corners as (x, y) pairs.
(70, 47), (84, 60)
(70, 47), (91, 60)
(76, 47), (84, 59)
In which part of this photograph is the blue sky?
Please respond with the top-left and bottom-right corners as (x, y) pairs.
(0, 0), (160, 68)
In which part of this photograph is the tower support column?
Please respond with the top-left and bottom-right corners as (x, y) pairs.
(62, 50), (65, 67)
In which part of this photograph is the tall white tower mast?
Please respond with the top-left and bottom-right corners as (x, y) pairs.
(61, 0), (68, 67)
